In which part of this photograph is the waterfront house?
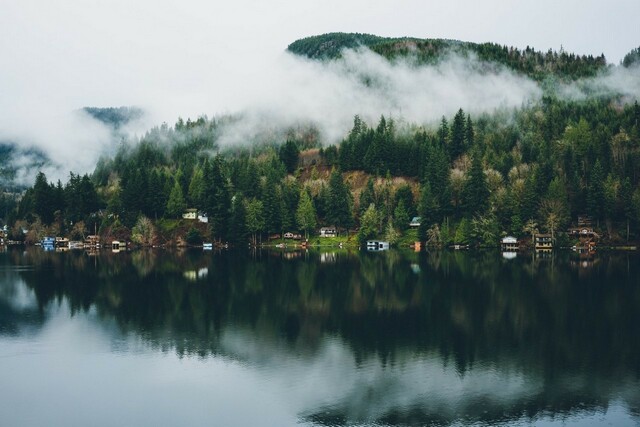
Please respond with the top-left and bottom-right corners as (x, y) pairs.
(501, 236), (519, 251)
(534, 233), (553, 251)
(182, 209), (197, 220)
(197, 213), (208, 223)
(320, 227), (337, 237)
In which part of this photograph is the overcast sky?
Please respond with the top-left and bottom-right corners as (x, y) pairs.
(1, 0), (638, 178)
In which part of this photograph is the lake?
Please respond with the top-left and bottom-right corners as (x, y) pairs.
(1, 247), (639, 426)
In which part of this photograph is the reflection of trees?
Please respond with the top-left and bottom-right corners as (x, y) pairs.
(4, 247), (640, 424)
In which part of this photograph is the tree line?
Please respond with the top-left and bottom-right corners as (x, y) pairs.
(3, 95), (640, 247)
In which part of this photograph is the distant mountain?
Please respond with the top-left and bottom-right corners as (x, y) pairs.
(82, 106), (144, 129)
(287, 32), (609, 81)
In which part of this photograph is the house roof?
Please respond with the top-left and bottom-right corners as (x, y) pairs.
(501, 236), (518, 243)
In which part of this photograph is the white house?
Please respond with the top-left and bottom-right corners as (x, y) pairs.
(319, 227), (337, 237)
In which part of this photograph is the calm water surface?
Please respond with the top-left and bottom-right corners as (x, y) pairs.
(1, 247), (639, 426)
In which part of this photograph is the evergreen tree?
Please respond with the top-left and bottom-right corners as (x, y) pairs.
(296, 189), (316, 240)
(450, 108), (466, 159)
(229, 194), (248, 246)
(33, 172), (55, 225)
(245, 198), (264, 246)
(394, 184), (415, 217)
(326, 169), (353, 231)
(465, 114), (475, 148)
(393, 199), (410, 230)
(358, 177), (376, 217)
(278, 139), (300, 174)
(357, 204), (380, 246)
(463, 153), (489, 217)
(166, 180), (186, 218)
(587, 160), (605, 222)
(418, 181), (438, 243)
(204, 157), (231, 240)
(262, 171), (282, 235)
(188, 167), (205, 207)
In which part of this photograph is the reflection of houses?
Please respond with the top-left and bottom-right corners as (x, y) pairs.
(501, 236), (519, 251)
(84, 235), (101, 248)
(409, 217), (421, 228)
(283, 251), (303, 260)
(42, 237), (56, 250)
(367, 240), (389, 251)
(55, 237), (69, 248)
(534, 234), (553, 251)
(319, 227), (337, 237)
(320, 252), (337, 263)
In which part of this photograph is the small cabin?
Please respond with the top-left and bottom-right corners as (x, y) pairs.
(409, 217), (421, 228)
(111, 241), (122, 252)
(320, 227), (337, 237)
(367, 240), (389, 251)
(501, 236), (519, 251)
(283, 232), (295, 239)
(534, 233), (553, 251)
(203, 242), (213, 251)
(182, 209), (198, 220)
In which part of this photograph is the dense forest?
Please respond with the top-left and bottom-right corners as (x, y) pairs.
(2, 34), (640, 248)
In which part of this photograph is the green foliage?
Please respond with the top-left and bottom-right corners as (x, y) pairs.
(357, 204), (381, 246)
(278, 139), (300, 174)
(326, 169), (353, 230)
(245, 198), (265, 245)
(463, 153), (489, 217)
(454, 218), (472, 245)
(132, 215), (156, 246)
(166, 181), (186, 219)
(288, 32), (608, 81)
(296, 190), (316, 239)
(622, 47), (640, 68)
(185, 227), (202, 246)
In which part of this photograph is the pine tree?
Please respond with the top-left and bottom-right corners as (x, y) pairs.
(33, 172), (55, 225)
(418, 181), (438, 242)
(326, 169), (353, 231)
(450, 108), (466, 160)
(463, 153), (489, 217)
(166, 180), (186, 218)
(587, 160), (605, 222)
(296, 189), (316, 240)
(358, 177), (376, 217)
(278, 139), (300, 174)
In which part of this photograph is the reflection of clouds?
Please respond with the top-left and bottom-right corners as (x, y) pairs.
(217, 325), (640, 425)
(220, 326), (539, 423)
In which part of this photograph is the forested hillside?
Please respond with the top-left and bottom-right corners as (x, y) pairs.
(288, 33), (608, 81)
(2, 36), (640, 248)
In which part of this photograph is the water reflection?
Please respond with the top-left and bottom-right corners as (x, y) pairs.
(0, 248), (639, 426)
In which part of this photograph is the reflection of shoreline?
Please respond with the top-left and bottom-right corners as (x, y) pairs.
(2, 247), (640, 425)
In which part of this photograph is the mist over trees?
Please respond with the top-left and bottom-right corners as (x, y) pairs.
(3, 37), (640, 247)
